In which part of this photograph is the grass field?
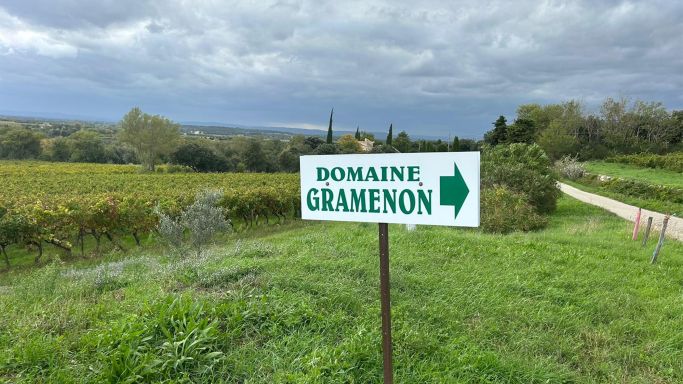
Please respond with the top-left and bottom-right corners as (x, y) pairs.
(585, 161), (683, 189)
(2, 196), (682, 383)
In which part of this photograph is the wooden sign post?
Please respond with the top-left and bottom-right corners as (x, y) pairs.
(300, 152), (480, 382)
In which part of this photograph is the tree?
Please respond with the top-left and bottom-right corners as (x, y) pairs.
(119, 107), (180, 171)
(435, 139), (448, 152)
(326, 108), (334, 144)
(243, 139), (268, 172)
(484, 116), (507, 146)
(171, 142), (228, 172)
(451, 136), (460, 151)
(671, 111), (683, 145)
(355, 126), (361, 140)
(458, 139), (479, 151)
(68, 130), (106, 163)
(393, 131), (412, 153)
(537, 120), (579, 160)
(338, 134), (362, 153)
(304, 136), (325, 151)
(516, 103), (563, 133)
(386, 123), (393, 146)
(48, 137), (71, 162)
(0, 127), (42, 159)
(314, 143), (339, 155)
(105, 143), (138, 164)
(506, 118), (536, 144)
(278, 149), (299, 172)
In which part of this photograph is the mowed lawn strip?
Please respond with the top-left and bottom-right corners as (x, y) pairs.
(1, 196), (683, 383)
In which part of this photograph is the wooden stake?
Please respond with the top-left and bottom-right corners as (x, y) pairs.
(632, 208), (642, 240)
(378, 223), (393, 384)
(641, 217), (653, 247)
(651, 215), (670, 264)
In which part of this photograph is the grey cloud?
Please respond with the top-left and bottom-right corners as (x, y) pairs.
(0, 0), (682, 137)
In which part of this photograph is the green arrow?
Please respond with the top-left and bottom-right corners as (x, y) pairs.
(440, 163), (470, 219)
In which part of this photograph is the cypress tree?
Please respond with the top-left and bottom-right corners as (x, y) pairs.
(326, 108), (334, 144)
(484, 116), (508, 146)
(355, 126), (361, 140)
(386, 123), (393, 146)
(452, 135), (460, 151)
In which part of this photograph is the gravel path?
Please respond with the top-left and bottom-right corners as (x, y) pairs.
(559, 182), (683, 242)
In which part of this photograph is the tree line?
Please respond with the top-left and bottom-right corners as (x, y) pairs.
(3, 97), (680, 171)
(0, 107), (479, 172)
(483, 97), (683, 159)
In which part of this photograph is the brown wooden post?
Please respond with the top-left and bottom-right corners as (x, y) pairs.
(641, 217), (653, 247)
(651, 215), (670, 264)
(378, 223), (393, 383)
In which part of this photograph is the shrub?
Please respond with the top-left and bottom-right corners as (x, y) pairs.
(606, 152), (683, 172)
(555, 155), (586, 180)
(181, 190), (231, 256)
(481, 186), (548, 234)
(314, 143), (339, 155)
(602, 179), (683, 204)
(156, 207), (184, 252)
(482, 143), (560, 214)
(156, 190), (232, 257)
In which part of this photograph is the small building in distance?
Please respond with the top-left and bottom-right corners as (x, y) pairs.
(359, 138), (374, 152)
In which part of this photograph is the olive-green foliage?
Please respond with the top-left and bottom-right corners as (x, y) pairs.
(67, 130), (107, 163)
(482, 143), (560, 214)
(606, 152), (683, 173)
(119, 107), (181, 171)
(337, 134), (362, 154)
(0, 127), (42, 159)
(505, 99), (683, 160)
(314, 143), (339, 155)
(172, 142), (229, 172)
(481, 186), (547, 233)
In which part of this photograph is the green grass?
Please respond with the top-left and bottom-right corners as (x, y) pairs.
(1, 196), (683, 383)
(585, 161), (683, 189)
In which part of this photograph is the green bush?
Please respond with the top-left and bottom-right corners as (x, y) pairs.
(602, 179), (683, 205)
(606, 152), (683, 172)
(482, 143), (560, 214)
(481, 186), (548, 234)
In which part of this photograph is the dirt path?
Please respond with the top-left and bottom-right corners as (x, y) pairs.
(559, 182), (683, 242)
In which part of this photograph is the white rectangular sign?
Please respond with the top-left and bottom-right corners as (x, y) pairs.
(300, 152), (480, 227)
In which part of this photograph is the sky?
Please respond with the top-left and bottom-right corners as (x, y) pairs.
(0, 0), (682, 138)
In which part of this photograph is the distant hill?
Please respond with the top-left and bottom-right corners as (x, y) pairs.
(0, 112), (445, 141)
(180, 121), (380, 139)
(180, 121), (443, 141)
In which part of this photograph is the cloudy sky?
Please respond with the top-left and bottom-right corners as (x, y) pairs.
(1, 0), (681, 137)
